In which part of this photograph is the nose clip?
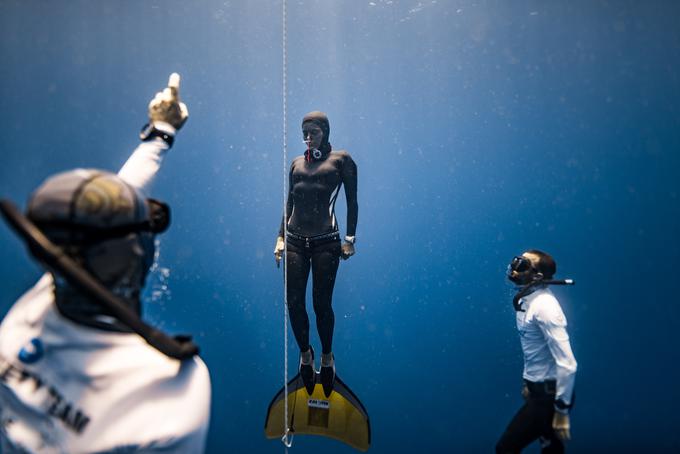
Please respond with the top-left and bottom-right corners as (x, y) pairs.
(312, 149), (322, 159)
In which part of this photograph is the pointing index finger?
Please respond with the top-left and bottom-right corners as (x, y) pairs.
(168, 73), (180, 99)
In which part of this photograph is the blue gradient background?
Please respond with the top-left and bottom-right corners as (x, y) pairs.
(1, 1), (679, 452)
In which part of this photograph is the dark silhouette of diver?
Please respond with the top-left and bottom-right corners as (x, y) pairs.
(274, 111), (358, 397)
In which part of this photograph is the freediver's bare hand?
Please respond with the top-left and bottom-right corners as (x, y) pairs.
(521, 383), (530, 400)
(552, 412), (571, 441)
(340, 242), (355, 260)
(274, 236), (285, 267)
(148, 73), (189, 130)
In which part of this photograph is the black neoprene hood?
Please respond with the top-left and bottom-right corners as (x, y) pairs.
(302, 111), (331, 150)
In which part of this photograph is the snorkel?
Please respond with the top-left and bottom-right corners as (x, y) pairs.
(508, 254), (574, 312)
(511, 277), (575, 312)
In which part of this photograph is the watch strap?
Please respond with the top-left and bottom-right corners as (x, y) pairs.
(140, 122), (175, 147)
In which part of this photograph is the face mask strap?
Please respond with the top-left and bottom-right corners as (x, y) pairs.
(32, 197), (170, 244)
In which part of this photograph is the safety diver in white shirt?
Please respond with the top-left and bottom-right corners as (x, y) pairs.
(496, 250), (577, 454)
(0, 73), (211, 453)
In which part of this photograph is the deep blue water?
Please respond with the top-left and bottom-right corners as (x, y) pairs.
(1, 1), (680, 452)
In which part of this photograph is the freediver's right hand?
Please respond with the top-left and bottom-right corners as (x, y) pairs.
(552, 411), (571, 441)
(340, 242), (355, 260)
(148, 73), (189, 130)
(521, 383), (530, 401)
(274, 236), (285, 267)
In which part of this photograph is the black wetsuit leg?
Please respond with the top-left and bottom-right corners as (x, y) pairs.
(496, 394), (564, 454)
(285, 238), (341, 354)
(286, 241), (312, 352)
(311, 240), (341, 355)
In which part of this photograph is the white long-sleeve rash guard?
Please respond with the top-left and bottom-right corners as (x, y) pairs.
(516, 287), (577, 411)
(0, 134), (212, 453)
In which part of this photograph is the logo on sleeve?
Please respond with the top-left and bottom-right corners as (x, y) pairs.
(18, 337), (44, 364)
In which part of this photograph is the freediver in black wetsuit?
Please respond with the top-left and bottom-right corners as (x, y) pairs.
(274, 111), (358, 397)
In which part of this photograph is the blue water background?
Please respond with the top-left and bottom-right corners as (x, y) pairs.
(1, 1), (679, 452)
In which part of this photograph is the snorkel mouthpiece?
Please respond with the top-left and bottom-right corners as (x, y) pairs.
(304, 137), (312, 162)
(303, 137), (322, 161)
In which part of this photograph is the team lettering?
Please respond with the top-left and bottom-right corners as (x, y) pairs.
(0, 355), (91, 434)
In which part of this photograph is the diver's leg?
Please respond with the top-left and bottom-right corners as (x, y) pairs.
(311, 240), (341, 397)
(538, 398), (565, 454)
(496, 399), (544, 454)
(310, 241), (341, 355)
(286, 243), (312, 351)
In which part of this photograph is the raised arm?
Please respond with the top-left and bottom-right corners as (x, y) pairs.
(117, 133), (172, 191)
(118, 73), (189, 192)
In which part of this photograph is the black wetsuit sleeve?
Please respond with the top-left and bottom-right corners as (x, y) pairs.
(343, 155), (358, 237)
(278, 164), (295, 237)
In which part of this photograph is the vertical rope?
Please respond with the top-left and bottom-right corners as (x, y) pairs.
(281, 0), (292, 451)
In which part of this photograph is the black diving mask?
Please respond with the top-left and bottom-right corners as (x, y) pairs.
(509, 255), (533, 273)
(507, 255), (541, 286)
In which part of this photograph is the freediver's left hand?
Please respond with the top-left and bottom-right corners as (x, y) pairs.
(341, 242), (355, 260)
(552, 412), (571, 441)
(274, 236), (285, 268)
(148, 73), (189, 130)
